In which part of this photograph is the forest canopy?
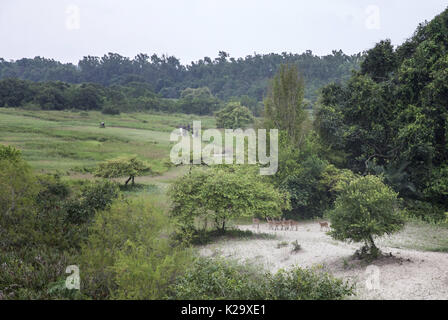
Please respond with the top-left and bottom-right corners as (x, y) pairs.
(0, 50), (360, 104)
(315, 8), (448, 220)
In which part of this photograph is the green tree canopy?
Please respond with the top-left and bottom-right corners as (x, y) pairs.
(315, 8), (448, 216)
(328, 175), (405, 257)
(169, 166), (290, 233)
(215, 102), (254, 129)
(94, 157), (152, 185)
(264, 64), (307, 146)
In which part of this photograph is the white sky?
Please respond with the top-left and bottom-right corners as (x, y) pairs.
(0, 0), (447, 64)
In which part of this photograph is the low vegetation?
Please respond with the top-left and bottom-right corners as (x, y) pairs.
(171, 257), (354, 300)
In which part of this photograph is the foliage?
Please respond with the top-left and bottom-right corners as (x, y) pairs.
(273, 135), (357, 219)
(170, 257), (354, 300)
(79, 198), (192, 299)
(178, 87), (222, 115)
(63, 180), (119, 224)
(0, 147), (88, 299)
(264, 64), (307, 146)
(315, 8), (448, 220)
(94, 156), (152, 185)
(404, 199), (446, 223)
(169, 166), (290, 233)
(0, 144), (23, 161)
(215, 101), (254, 129)
(0, 146), (38, 245)
(0, 51), (360, 104)
(328, 175), (405, 257)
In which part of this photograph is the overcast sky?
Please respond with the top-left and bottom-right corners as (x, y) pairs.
(0, 0), (447, 65)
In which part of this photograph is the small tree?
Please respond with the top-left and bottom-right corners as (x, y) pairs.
(328, 175), (405, 258)
(169, 166), (290, 233)
(94, 157), (152, 185)
(215, 102), (254, 129)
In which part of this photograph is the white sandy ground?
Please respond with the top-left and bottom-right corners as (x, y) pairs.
(199, 222), (448, 300)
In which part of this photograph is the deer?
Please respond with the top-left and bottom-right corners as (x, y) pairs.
(252, 218), (260, 230)
(281, 218), (290, 231)
(319, 221), (329, 231)
(266, 217), (274, 230)
(273, 218), (282, 231)
(267, 218), (281, 231)
(289, 219), (299, 231)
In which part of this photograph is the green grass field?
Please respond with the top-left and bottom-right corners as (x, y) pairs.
(0, 108), (215, 176)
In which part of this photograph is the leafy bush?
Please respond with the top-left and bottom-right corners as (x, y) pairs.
(170, 257), (354, 300)
(269, 266), (354, 300)
(215, 102), (254, 129)
(0, 146), (38, 247)
(36, 174), (71, 211)
(169, 166), (289, 234)
(79, 197), (192, 299)
(64, 180), (119, 224)
(328, 175), (405, 257)
(404, 199), (446, 223)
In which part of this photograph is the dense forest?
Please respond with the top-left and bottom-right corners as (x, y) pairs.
(0, 50), (361, 108)
(315, 8), (448, 220)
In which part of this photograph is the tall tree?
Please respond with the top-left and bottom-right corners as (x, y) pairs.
(264, 64), (307, 145)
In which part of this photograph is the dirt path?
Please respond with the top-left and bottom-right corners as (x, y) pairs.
(199, 222), (448, 300)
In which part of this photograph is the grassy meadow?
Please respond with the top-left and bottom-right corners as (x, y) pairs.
(0, 108), (215, 177)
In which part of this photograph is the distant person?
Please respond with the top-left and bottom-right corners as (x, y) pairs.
(100, 122), (105, 128)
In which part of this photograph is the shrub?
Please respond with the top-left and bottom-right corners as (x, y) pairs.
(36, 174), (71, 211)
(404, 199), (446, 223)
(0, 146), (38, 247)
(328, 175), (405, 257)
(170, 257), (354, 300)
(79, 197), (192, 299)
(215, 102), (254, 129)
(269, 266), (354, 300)
(64, 180), (119, 224)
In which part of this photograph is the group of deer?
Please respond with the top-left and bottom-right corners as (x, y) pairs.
(252, 218), (329, 232)
(266, 217), (299, 231)
(252, 217), (299, 231)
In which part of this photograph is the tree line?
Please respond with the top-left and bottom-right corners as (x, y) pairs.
(0, 78), (223, 115)
(0, 50), (361, 104)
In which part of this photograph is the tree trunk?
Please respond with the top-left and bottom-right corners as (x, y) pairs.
(368, 235), (377, 250)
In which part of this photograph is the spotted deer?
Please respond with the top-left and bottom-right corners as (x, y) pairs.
(319, 221), (329, 231)
(281, 218), (290, 231)
(289, 219), (299, 231)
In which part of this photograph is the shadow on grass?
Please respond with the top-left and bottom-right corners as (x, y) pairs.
(119, 183), (159, 194)
(191, 228), (277, 246)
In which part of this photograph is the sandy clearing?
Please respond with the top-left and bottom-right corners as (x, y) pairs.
(199, 222), (448, 300)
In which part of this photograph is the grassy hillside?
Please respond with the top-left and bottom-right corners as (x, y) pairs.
(0, 108), (215, 174)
